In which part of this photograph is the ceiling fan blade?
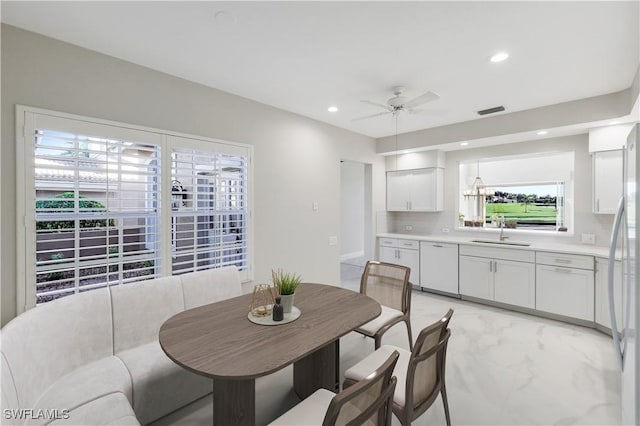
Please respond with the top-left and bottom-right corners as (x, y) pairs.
(360, 100), (392, 111)
(351, 111), (392, 122)
(408, 108), (447, 116)
(403, 90), (440, 109)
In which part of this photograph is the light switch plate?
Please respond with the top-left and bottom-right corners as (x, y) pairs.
(405, 225), (413, 231)
(328, 236), (338, 246)
(581, 233), (596, 244)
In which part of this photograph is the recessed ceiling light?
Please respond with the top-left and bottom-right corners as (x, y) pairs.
(537, 130), (548, 136)
(490, 52), (509, 63)
(327, 106), (338, 113)
(460, 142), (469, 146)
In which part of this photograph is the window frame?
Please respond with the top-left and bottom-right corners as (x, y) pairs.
(16, 105), (253, 314)
(456, 153), (574, 235)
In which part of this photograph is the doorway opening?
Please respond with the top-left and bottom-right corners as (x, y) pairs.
(339, 160), (373, 291)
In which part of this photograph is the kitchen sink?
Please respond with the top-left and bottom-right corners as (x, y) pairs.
(470, 239), (531, 247)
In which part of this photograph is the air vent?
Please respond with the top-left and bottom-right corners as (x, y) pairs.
(477, 106), (505, 116)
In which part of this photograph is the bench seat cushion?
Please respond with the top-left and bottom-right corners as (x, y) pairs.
(180, 266), (242, 309)
(48, 392), (139, 426)
(117, 341), (213, 425)
(26, 356), (133, 425)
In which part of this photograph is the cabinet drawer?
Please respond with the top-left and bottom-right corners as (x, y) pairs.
(421, 241), (458, 250)
(459, 244), (534, 263)
(397, 239), (419, 250)
(536, 252), (594, 270)
(378, 238), (397, 248)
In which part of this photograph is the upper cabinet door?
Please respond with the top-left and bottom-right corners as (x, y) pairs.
(386, 170), (411, 211)
(386, 168), (443, 212)
(593, 150), (623, 214)
(410, 168), (436, 211)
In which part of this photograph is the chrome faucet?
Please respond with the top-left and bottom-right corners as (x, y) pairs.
(499, 216), (508, 241)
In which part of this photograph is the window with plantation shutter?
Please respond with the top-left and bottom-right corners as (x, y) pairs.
(27, 116), (163, 305)
(169, 141), (249, 275)
(17, 108), (252, 312)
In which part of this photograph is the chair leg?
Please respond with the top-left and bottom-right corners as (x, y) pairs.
(405, 319), (413, 350)
(441, 384), (451, 426)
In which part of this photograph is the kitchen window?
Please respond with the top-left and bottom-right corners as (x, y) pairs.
(16, 107), (252, 312)
(458, 152), (573, 233)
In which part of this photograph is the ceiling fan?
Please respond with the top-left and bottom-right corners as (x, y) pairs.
(352, 86), (441, 122)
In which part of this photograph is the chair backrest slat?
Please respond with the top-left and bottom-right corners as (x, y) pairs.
(405, 309), (453, 419)
(360, 261), (410, 313)
(324, 351), (399, 426)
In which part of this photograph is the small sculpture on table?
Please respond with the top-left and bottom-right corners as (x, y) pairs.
(249, 284), (275, 317)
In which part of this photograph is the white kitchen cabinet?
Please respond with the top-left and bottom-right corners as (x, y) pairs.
(386, 168), (443, 212)
(493, 259), (536, 308)
(595, 257), (622, 331)
(459, 245), (535, 309)
(378, 238), (420, 284)
(459, 255), (493, 299)
(419, 241), (458, 295)
(593, 149), (623, 214)
(536, 252), (595, 321)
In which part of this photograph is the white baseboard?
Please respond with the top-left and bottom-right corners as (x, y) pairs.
(340, 251), (364, 262)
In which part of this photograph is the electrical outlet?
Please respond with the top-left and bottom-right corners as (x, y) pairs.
(581, 233), (596, 244)
(328, 236), (338, 246)
(441, 227), (450, 233)
(405, 225), (413, 231)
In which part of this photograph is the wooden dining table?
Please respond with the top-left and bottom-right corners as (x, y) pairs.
(159, 282), (381, 426)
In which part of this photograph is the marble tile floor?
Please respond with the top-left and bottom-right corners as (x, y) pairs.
(156, 264), (621, 426)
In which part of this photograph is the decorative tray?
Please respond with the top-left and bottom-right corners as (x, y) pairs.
(247, 306), (301, 326)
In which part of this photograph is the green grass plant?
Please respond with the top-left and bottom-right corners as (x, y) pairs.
(272, 268), (302, 295)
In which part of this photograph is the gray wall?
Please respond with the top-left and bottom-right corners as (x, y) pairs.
(387, 134), (615, 246)
(0, 25), (386, 325)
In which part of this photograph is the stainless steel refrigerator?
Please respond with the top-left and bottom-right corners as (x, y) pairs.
(609, 123), (639, 425)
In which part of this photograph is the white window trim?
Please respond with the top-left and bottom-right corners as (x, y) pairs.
(16, 105), (254, 314)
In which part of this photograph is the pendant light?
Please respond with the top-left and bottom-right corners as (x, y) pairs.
(463, 161), (493, 225)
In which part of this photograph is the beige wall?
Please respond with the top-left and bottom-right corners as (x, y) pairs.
(0, 24), (386, 325)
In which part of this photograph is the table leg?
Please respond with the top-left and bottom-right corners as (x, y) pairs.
(213, 378), (255, 426)
(293, 340), (340, 399)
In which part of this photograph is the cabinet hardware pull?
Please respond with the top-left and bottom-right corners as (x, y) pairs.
(489, 260), (493, 272)
(554, 268), (572, 273)
(433, 244), (443, 247)
(494, 260), (497, 273)
(596, 199), (600, 212)
(554, 259), (571, 264)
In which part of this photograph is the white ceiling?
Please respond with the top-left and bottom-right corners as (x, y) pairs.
(2, 1), (639, 139)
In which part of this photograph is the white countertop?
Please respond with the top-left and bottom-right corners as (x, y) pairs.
(377, 233), (618, 259)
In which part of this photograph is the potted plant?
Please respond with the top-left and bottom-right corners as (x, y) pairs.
(272, 268), (301, 313)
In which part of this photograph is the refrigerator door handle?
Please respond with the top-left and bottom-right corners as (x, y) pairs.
(608, 196), (625, 369)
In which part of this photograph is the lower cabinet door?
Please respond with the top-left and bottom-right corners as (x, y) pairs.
(536, 265), (595, 321)
(493, 260), (535, 309)
(398, 248), (420, 285)
(378, 246), (397, 264)
(459, 256), (493, 300)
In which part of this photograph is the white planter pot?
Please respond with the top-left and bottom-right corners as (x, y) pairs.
(280, 294), (295, 313)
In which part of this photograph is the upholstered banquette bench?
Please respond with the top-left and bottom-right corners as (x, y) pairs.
(1, 266), (242, 425)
